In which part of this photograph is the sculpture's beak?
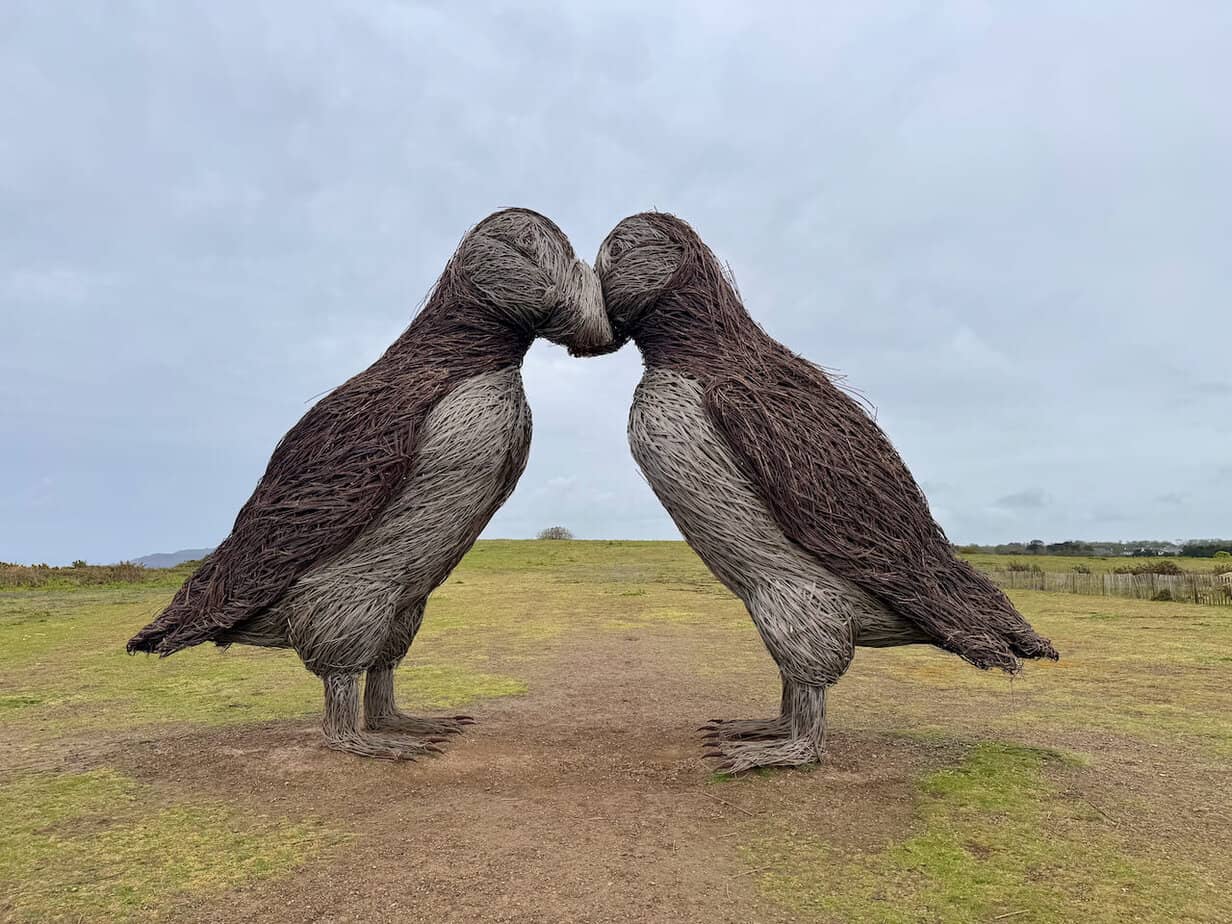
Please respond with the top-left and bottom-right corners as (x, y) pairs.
(543, 260), (624, 357)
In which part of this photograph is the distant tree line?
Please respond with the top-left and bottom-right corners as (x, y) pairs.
(1181, 540), (1232, 558)
(957, 539), (1232, 558)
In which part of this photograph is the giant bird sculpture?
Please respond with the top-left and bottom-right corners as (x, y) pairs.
(129, 208), (612, 760)
(592, 212), (1058, 773)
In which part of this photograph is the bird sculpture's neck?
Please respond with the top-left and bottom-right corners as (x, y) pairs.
(380, 294), (535, 378)
(633, 286), (768, 375)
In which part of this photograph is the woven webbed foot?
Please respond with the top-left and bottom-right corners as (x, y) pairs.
(322, 673), (444, 762)
(703, 736), (821, 774)
(699, 717), (788, 741)
(703, 682), (829, 774)
(366, 712), (475, 736)
(362, 665), (475, 740)
(324, 730), (444, 761)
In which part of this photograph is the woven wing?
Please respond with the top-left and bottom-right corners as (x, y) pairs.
(704, 361), (1057, 673)
(127, 370), (451, 656)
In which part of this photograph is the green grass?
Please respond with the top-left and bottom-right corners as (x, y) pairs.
(0, 540), (1228, 921)
(8, 541), (1227, 752)
(0, 540), (727, 742)
(0, 572), (539, 739)
(819, 591), (1232, 757)
(0, 599), (523, 738)
(752, 742), (1221, 923)
(0, 540), (725, 743)
(0, 769), (336, 922)
(958, 552), (1229, 575)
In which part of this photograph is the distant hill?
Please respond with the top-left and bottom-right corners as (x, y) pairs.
(132, 548), (213, 569)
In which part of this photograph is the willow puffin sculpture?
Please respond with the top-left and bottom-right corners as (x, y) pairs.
(129, 208), (612, 760)
(592, 212), (1058, 773)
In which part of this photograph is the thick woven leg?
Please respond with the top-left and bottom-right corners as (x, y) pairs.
(322, 673), (442, 760)
(362, 665), (474, 736)
(700, 673), (795, 740)
(704, 682), (827, 774)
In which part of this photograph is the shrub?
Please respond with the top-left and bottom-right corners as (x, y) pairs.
(1071, 564), (1092, 574)
(536, 526), (574, 541)
(1215, 550), (1231, 560)
(1152, 589), (1174, 602)
(1006, 561), (1042, 573)
(1182, 540), (1232, 557)
(1114, 560), (1184, 576)
(0, 561), (149, 589)
(71, 559), (87, 568)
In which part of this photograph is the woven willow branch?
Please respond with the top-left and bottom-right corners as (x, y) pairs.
(127, 208), (609, 759)
(129, 208), (608, 658)
(599, 211), (1058, 676)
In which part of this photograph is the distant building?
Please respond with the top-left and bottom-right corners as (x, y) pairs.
(1127, 543), (1183, 557)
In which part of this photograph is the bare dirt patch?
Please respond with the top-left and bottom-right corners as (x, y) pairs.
(109, 624), (933, 924)
(4, 542), (1229, 922)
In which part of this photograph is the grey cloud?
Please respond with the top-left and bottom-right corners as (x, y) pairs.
(994, 490), (1049, 511)
(2, 1), (1229, 563)
(1194, 381), (1232, 397)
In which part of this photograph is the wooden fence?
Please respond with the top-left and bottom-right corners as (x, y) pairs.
(988, 569), (1232, 607)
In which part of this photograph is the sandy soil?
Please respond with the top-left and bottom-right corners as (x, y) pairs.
(96, 623), (934, 924)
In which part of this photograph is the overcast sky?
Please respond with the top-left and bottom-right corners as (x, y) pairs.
(2, 1), (1228, 564)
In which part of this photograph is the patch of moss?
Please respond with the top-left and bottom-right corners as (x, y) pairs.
(0, 693), (44, 710)
(0, 770), (336, 922)
(751, 743), (1221, 923)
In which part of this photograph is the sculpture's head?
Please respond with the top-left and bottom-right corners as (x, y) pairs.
(455, 208), (613, 355)
(593, 211), (695, 346)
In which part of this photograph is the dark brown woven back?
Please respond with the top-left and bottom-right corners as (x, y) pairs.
(601, 212), (1058, 673)
(128, 209), (572, 656)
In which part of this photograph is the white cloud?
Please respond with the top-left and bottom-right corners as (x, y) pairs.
(1, 0), (1227, 562)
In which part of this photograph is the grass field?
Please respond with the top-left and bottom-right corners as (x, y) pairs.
(1, 540), (1228, 923)
(958, 552), (1231, 575)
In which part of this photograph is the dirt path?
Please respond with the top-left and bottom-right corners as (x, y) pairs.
(9, 547), (1228, 922)
(103, 622), (931, 924)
